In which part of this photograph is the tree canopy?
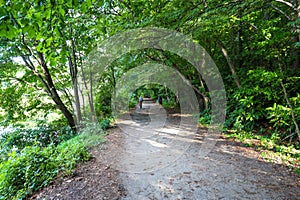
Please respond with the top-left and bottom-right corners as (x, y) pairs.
(0, 0), (299, 139)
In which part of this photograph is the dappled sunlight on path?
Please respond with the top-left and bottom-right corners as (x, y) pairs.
(111, 101), (197, 173)
(106, 102), (300, 199)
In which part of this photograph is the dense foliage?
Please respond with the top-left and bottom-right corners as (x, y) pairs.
(0, 138), (89, 199)
(0, 123), (106, 199)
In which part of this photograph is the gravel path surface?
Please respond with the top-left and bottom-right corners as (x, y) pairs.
(32, 102), (300, 199)
(111, 102), (300, 199)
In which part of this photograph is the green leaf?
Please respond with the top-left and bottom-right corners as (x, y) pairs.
(67, 0), (72, 8)
(50, 58), (56, 66)
(6, 24), (18, 39)
(59, 7), (65, 17)
(87, 0), (92, 8)
(45, 10), (51, 20)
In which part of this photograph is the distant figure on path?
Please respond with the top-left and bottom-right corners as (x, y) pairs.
(158, 96), (162, 105)
(139, 96), (143, 109)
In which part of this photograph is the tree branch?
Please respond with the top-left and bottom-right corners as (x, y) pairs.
(274, 0), (298, 12)
(270, 3), (292, 20)
(7, 77), (40, 90)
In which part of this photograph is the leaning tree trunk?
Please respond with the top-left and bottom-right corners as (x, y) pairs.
(218, 42), (241, 89)
(279, 63), (300, 142)
(38, 53), (77, 131)
(280, 80), (300, 142)
(21, 51), (77, 132)
(36, 52), (77, 131)
(89, 69), (96, 121)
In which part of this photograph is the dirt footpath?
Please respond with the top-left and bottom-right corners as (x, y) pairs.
(33, 102), (299, 199)
(110, 102), (300, 199)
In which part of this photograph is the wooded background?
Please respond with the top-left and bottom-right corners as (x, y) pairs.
(1, 0), (299, 141)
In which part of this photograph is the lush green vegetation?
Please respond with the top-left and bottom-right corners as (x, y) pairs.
(0, 0), (299, 197)
(0, 123), (106, 199)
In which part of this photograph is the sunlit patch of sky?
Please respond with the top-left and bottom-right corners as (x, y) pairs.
(12, 56), (25, 65)
(16, 70), (25, 78)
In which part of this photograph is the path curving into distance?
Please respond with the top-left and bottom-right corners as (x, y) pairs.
(110, 101), (300, 199)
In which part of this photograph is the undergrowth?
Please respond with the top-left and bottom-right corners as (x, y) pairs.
(197, 103), (300, 174)
(224, 131), (300, 174)
(0, 122), (106, 200)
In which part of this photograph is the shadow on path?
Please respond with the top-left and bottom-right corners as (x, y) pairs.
(112, 102), (300, 200)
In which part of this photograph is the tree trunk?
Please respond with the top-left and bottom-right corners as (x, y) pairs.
(89, 70), (96, 121)
(197, 73), (208, 109)
(79, 86), (86, 118)
(237, 28), (243, 69)
(280, 80), (300, 142)
(69, 35), (83, 123)
(292, 0), (300, 70)
(73, 79), (82, 123)
(218, 42), (241, 89)
(274, 0), (300, 70)
(175, 69), (208, 109)
(37, 52), (77, 131)
(80, 61), (96, 121)
(110, 66), (117, 112)
(68, 57), (82, 124)
(291, 36), (300, 70)
(238, 0), (243, 69)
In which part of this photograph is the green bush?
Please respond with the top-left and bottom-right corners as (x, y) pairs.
(0, 126), (74, 149)
(198, 109), (211, 125)
(266, 94), (300, 136)
(0, 146), (58, 199)
(0, 126), (75, 162)
(100, 118), (111, 130)
(129, 98), (138, 108)
(162, 101), (177, 108)
(0, 135), (90, 200)
(226, 70), (284, 131)
(223, 69), (300, 145)
(79, 122), (106, 147)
